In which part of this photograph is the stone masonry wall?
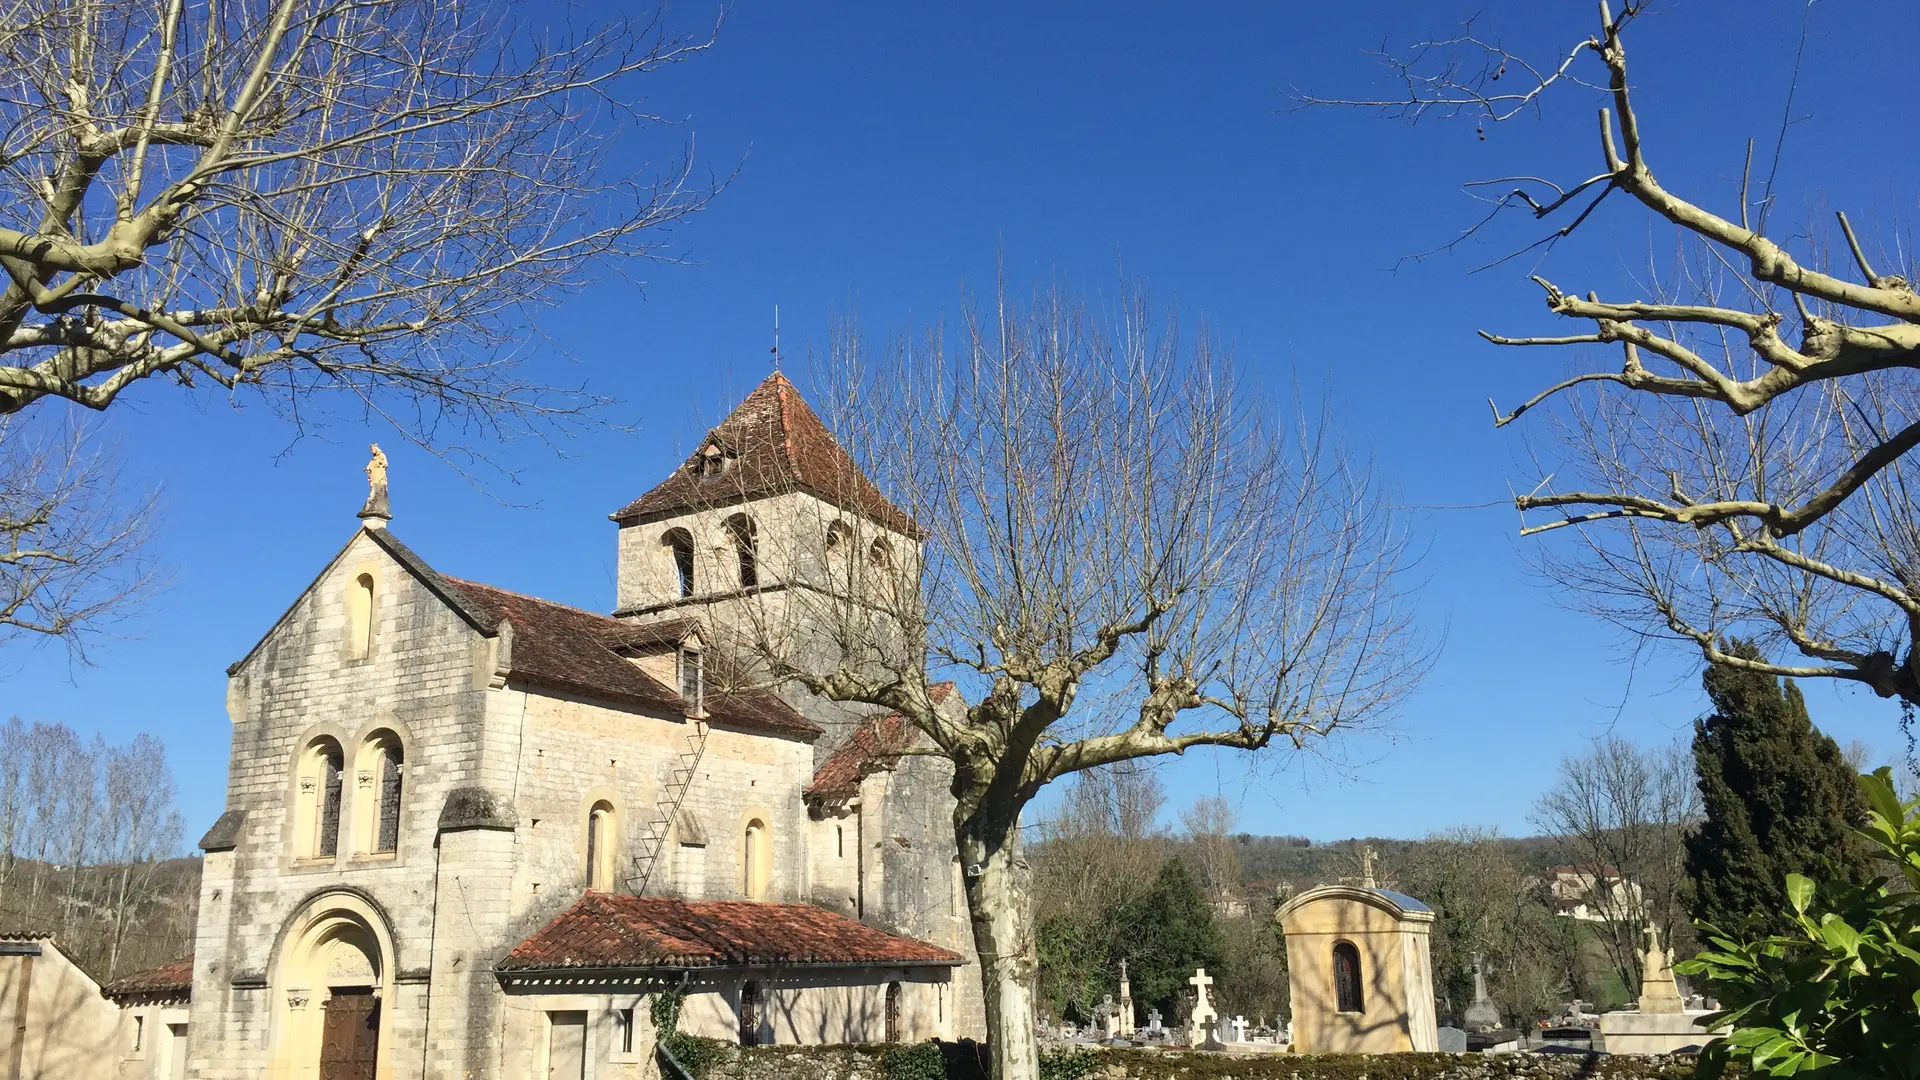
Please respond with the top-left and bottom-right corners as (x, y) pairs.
(188, 528), (492, 1080)
(700, 1046), (1702, 1080)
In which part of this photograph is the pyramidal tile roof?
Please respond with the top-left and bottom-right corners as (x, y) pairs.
(497, 892), (963, 972)
(610, 372), (920, 538)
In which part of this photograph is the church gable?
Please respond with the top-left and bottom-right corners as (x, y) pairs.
(225, 525), (496, 681)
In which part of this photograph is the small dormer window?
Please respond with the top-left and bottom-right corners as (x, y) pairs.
(680, 648), (703, 712)
(698, 444), (728, 477)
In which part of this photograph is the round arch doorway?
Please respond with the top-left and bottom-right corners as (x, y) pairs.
(270, 893), (395, 1080)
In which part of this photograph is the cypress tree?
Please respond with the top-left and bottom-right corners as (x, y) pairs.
(1685, 640), (1874, 936)
(1108, 857), (1226, 1018)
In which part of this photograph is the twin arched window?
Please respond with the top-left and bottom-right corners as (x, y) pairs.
(298, 732), (406, 861)
(659, 516), (759, 598)
(1332, 941), (1364, 1013)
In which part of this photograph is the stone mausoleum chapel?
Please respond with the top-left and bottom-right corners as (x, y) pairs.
(160, 373), (985, 1080)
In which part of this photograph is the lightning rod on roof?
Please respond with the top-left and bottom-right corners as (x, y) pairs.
(772, 304), (780, 370)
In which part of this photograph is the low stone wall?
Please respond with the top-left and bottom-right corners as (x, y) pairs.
(695, 1043), (1705, 1080)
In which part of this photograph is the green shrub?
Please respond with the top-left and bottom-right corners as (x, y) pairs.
(1677, 768), (1920, 1080)
(1036, 1047), (1096, 1080)
(661, 1033), (734, 1079)
(881, 1041), (949, 1080)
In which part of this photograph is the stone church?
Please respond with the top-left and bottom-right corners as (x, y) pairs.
(171, 373), (984, 1079)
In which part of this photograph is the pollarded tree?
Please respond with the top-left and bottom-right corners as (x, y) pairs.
(1686, 641), (1873, 937)
(730, 281), (1428, 1079)
(0, 0), (717, 650)
(0, 0), (713, 424)
(1307, 3), (1920, 704)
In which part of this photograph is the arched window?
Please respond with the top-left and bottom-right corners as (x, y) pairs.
(353, 731), (404, 855)
(297, 738), (345, 859)
(347, 573), (376, 658)
(885, 981), (902, 1043)
(1333, 941), (1364, 1013)
(586, 801), (617, 891)
(867, 537), (892, 570)
(663, 528), (695, 598)
(738, 980), (761, 1046)
(825, 520), (852, 561)
(724, 515), (758, 588)
(742, 818), (769, 899)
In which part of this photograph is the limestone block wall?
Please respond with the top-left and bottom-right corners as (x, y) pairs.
(113, 1003), (190, 1080)
(497, 988), (658, 1080)
(189, 528), (493, 1080)
(806, 805), (860, 917)
(858, 759), (984, 1039)
(615, 492), (918, 619)
(500, 684), (818, 930)
(665, 967), (958, 1045)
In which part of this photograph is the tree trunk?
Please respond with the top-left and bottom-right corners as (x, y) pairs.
(958, 804), (1040, 1080)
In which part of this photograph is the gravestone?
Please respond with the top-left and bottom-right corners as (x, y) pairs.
(1636, 925), (1686, 1014)
(1231, 1016), (1249, 1043)
(1186, 968), (1218, 1047)
(1099, 994), (1120, 1040)
(1117, 959), (1136, 1037)
(1463, 956), (1501, 1031)
(1437, 1026), (1468, 1053)
(1146, 1009), (1164, 1038)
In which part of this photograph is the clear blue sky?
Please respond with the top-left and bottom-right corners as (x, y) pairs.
(8, 1), (1916, 845)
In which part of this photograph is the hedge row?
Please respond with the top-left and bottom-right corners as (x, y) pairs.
(693, 1043), (1707, 1080)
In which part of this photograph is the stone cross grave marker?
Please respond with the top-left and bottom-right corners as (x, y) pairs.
(1187, 968), (1218, 1046)
(1146, 1008), (1163, 1036)
(1231, 1016), (1248, 1043)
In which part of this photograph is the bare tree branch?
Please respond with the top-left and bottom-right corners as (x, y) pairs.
(0, 414), (158, 654)
(1311, 2), (1920, 702)
(0, 0), (722, 450)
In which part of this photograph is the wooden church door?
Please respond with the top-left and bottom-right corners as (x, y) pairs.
(320, 989), (379, 1080)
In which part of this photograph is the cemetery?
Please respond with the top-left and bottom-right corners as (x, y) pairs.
(1, 3), (1910, 1080)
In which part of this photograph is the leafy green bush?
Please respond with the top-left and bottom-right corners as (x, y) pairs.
(1036, 1047), (1097, 1080)
(881, 1041), (948, 1080)
(1677, 768), (1920, 1079)
(662, 1034), (734, 1079)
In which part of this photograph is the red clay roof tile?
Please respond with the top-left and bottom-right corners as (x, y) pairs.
(498, 893), (963, 971)
(445, 579), (820, 740)
(102, 956), (193, 1001)
(609, 372), (920, 538)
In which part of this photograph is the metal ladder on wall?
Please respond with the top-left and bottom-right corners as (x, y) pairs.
(625, 718), (710, 895)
